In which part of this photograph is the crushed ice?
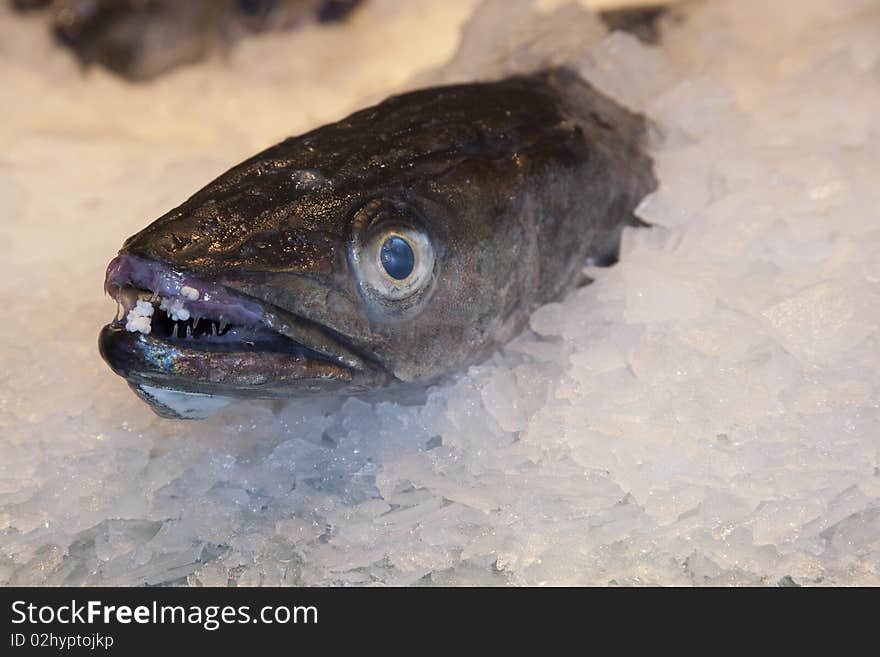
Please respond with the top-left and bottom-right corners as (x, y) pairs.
(124, 300), (154, 335)
(124, 295), (196, 333)
(180, 286), (199, 301)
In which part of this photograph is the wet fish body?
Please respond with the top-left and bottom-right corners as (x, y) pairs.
(99, 68), (656, 418)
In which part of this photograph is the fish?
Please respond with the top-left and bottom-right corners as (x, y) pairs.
(9, 0), (52, 10)
(12, 0), (362, 81)
(599, 3), (670, 45)
(99, 67), (657, 418)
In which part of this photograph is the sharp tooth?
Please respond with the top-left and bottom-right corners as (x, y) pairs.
(211, 322), (218, 336)
(219, 321), (228, 334)
(186, 324), (193, 338)
(172, 323), (179, 338)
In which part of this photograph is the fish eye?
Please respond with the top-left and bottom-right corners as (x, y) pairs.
(380, 236), (415, 280)
(362, 227), (434, 301)
(349, 201), (435, 306)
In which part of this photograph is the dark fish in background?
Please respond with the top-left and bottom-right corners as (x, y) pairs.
(8, 0), (363, 80)
(98, 68), (657, 418)
(9, 0), (677, 80)
(10, 0), (52, 10)
(598, 3), (669, 44)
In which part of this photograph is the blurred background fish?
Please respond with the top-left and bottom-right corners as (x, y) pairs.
(10, 0), (363, 80)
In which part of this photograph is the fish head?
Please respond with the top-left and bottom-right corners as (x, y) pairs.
(99, 77), (574, 417)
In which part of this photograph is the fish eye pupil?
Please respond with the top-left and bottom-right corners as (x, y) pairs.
(380, 236), (415, 280)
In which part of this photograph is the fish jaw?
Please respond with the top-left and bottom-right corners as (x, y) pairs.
(129, 384), (234, 420)
(100, 252), (389, 417)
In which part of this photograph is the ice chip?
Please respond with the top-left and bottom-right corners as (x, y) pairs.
(125, 299), (154, 334)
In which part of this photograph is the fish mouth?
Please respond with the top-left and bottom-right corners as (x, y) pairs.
(99, 253), (388, 404)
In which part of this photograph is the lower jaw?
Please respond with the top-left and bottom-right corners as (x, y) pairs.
(98, 324), (375, 400)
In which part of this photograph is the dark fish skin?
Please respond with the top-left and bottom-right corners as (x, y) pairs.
(100, 68), (656, 417)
